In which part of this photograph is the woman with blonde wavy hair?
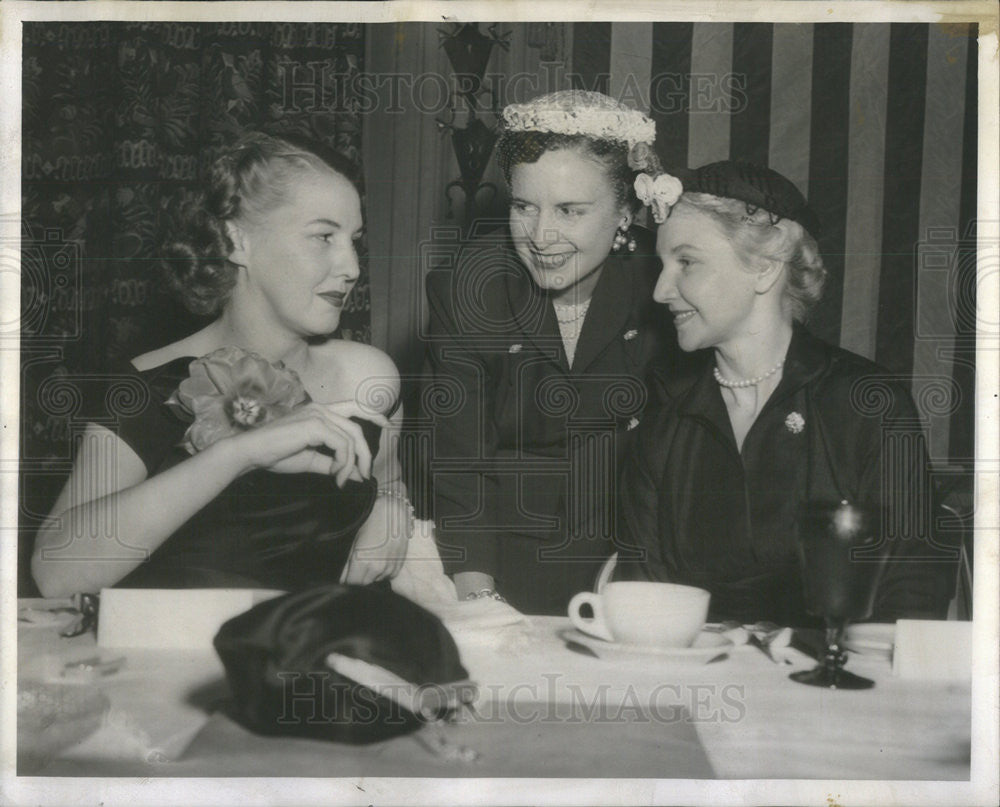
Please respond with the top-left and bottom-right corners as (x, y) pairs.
(34, 131), (411, 597)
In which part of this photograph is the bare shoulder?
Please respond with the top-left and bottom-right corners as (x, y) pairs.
(308, 340), (400, 413)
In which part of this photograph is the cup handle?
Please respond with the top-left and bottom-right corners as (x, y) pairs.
(568, 592), (614, 642)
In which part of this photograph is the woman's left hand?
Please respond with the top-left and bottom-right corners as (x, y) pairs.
(339, 495), (411, 585)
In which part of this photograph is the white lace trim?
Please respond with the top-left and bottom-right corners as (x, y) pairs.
(557, 316), (586, 367)
(502, 90), (655, 148)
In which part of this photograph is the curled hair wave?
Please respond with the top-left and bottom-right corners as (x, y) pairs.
(161, 131), (361, 316)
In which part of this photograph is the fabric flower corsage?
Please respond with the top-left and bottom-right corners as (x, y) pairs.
(166, 346), (310, 453)
(784, 411), (805, 434)
(634, 172), (684, 224)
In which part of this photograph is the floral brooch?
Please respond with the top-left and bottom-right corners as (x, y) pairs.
(166, 346), (310, 453)
(784, 411), (805, 434)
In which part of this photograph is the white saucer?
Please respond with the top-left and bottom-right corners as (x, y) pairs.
(560, 627), (733, 662)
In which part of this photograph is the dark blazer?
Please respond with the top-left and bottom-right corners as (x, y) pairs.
(422, 226), (683, 614)
(614, 324), (957, 626)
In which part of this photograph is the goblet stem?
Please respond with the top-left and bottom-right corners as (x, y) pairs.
(822, 622), (850, 683)
(789, 619), (875, 689)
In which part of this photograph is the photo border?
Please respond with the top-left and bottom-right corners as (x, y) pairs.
(1, 2), (997, 805)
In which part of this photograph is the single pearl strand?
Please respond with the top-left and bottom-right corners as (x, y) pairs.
(553, 298), (592, 324)
(713, 359), (785, 389)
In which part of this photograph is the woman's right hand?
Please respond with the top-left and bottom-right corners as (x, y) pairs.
(227, 402), (390, 486)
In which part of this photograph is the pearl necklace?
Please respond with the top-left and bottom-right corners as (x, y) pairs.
(713, 359), (784, 388)
(553, 298), (592, 324)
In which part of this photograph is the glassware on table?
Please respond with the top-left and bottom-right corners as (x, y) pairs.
(790, 500), (890, 690)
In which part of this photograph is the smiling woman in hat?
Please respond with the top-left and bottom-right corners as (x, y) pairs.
(423, 90), (686, 614)
(614, 158), (956, 625)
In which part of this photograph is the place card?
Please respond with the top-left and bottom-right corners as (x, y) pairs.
(892, 619), (972, 680)
(97, 588), (284, 650)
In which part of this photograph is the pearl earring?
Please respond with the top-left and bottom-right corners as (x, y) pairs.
(612, 225), (636, 253)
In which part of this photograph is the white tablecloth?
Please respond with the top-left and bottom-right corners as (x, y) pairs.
(18, 606), (970, 780)
(16, 520), (971, 779)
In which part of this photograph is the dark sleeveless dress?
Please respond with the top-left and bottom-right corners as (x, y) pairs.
(104, 357), (382, 590)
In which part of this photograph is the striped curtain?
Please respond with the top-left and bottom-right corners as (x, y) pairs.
(572, 22), (978, 472)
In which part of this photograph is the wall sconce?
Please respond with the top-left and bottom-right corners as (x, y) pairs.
(436, 23), (510, 232)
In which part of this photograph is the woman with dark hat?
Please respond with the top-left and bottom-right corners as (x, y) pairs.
(614, 157), (955, 626)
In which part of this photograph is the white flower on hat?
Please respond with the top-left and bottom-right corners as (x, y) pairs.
(634, 172), (683, 224)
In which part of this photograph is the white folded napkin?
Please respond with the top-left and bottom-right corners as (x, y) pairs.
(430, 596), (529, 634)
(892, 619), (972, 680)
(390, 519), (460, 607)
(389, 520), (529, 638)
(97, 588), (284, 650)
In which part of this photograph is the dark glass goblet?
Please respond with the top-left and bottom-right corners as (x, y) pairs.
(790, 500), (890, 689)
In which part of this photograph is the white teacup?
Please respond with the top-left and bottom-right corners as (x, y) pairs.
(568, 581), (710, 648)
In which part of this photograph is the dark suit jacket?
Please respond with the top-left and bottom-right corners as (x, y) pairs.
(421, 227), (684, 614)
(614, 324), (957, 625)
